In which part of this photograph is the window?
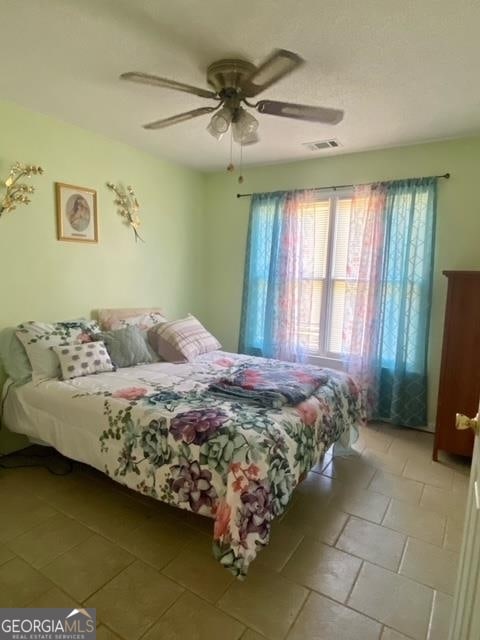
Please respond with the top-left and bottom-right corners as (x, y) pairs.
(296, 189), (353, 359)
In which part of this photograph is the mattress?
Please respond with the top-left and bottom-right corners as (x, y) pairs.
(3, 350), (363, 576)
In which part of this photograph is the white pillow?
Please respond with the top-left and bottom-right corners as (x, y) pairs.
(16, 319), (100, 383)
(53, 341), (114, 380)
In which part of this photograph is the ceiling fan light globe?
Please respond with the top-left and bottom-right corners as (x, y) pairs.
(206, 120), (225, 140)
(209, 107), (233, 134)
(240, 130), (260, 145)
(232, 108), (259, 143)
(232, 123), (258, 144)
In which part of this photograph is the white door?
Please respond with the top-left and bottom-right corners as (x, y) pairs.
(449, 403), (480, 640)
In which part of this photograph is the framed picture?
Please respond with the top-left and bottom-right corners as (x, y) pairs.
(55, 182), (98, 243)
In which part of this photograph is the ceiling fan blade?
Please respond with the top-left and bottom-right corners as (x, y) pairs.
(120, 71), (218, 99)
(256, 100), (344, 124)
(143, 106), (218, 130)
(243, 49), (304, 97)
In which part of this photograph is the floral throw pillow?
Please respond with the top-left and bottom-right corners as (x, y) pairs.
(97, 308), (167, 331)
(109, 312), (167, 332)
(53, 341), (114, 380)
(16, 319), (100, 383)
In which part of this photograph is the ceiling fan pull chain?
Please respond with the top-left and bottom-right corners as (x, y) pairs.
(227, 128), (234, 173)
(238, 144), (244, 184)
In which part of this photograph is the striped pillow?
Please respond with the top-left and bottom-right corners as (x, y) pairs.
(148, 315), (221, 362)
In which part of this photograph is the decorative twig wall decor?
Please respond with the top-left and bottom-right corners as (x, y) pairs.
(106, 182), (144, 242)
(0, 162), (44, 218)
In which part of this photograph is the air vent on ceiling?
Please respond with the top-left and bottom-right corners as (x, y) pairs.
(302, 139), (342, 151)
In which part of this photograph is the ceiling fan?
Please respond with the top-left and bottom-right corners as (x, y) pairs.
(120, 49), (344, 145)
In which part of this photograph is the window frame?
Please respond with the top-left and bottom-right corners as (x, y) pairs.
(301, 187), (353, 362)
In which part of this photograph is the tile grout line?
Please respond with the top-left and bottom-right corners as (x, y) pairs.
(344, 558), (364, 604)
(396, 561), (458, 599)
(135, 585), (187, 640)
(280, 540), (428, 615)
(416, 481), (426, 506)
(376, 517), (449, 551)
(101, 621), (128, 640)
(311, 586), (395, 631)
(380, 497), (392, 525)
(158, 555), (237, 612)
(441, 515), (449, 549)
(396, 535), (410, 574)
(332, 513), (351, 547)
(276, 533), (306, 573)
(365, 467), (378, 492)
(439, 512), (448, 553)
(212, 572), (309, 639)
(240, 629), (265, 640)
(209, 575), (237, 607)
(334, 528), (408, 574)
(280, 588), (312, 640)
(378, 493), (391, 523)
(398, 451), (410, 476)
(424, 588), (437, 640)
(78, 554), (138, 605)
(39, 498), (151, 542)
(1, 506), (61, 548)
(344, 570), (433, 637)
(384, 436), (394, 455)
(11, 530), (98, 574)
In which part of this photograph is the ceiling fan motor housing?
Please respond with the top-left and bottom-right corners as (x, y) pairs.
(206, 59), (256, 95)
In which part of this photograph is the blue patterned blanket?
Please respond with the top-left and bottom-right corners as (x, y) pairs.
(209, 363), (329, 408)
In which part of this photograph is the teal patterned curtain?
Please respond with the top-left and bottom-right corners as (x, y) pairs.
(343, 178), (437, 427)
(239, 192), (288, 359)
(239, 190), (319, 362)
(376, 178), (437, 426)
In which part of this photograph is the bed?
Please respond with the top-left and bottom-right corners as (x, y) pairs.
(2, 349), (363, 577)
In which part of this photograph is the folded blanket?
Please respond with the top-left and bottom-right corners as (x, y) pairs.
(209, 363), (328, 408)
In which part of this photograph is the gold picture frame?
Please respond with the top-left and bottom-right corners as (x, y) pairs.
(55, 182), (98, 243)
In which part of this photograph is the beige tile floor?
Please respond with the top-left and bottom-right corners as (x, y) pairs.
(0, 422), (470, 640)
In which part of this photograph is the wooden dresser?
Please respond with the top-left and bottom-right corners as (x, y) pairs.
(433, 271), (480, 460)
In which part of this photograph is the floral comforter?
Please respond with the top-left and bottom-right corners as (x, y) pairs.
(5, 351), (364, 576)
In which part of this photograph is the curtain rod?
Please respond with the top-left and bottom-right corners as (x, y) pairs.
(236, 172), (450, 198)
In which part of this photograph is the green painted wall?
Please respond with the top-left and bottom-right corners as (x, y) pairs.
(204, 138), (480, 427)
(0, 99), (205, 325)
(0, 99), (205, 450)
(1, 96), (479, 433)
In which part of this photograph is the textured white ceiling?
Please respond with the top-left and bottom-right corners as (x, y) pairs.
(2, 0), (480, 169)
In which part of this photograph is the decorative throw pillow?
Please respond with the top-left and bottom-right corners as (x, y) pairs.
(95, 325), (158, 368)
(148, 315), (221, 362)
(109, 312), (167, 332)
(0, 327), (32, 385)
(53, 341), (114, 380)
(97, 308), (167, 331)
(16, 319), (100, 383)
